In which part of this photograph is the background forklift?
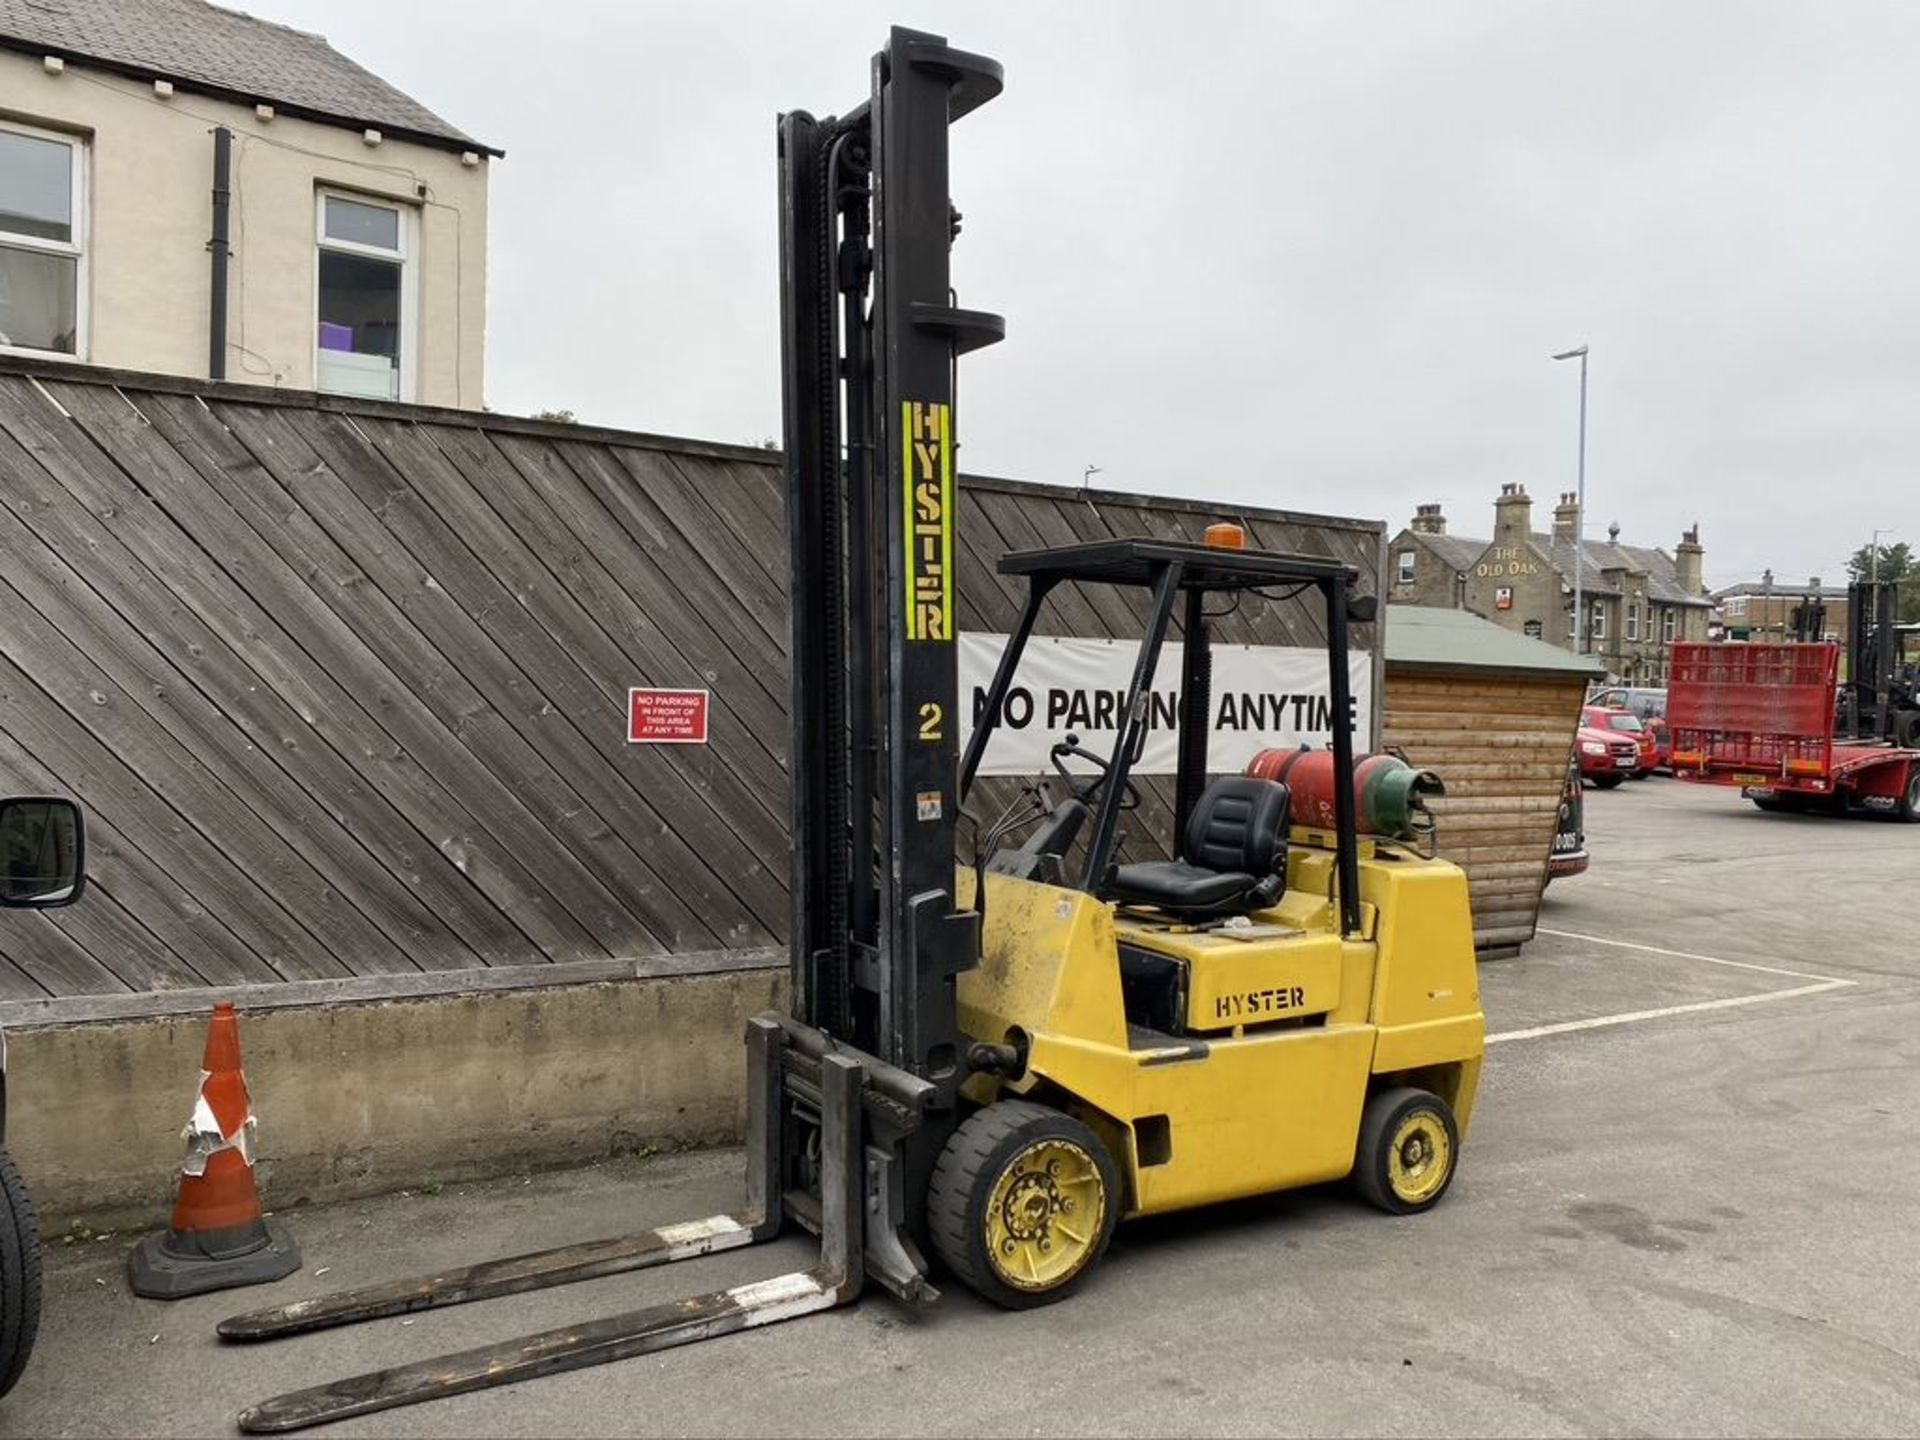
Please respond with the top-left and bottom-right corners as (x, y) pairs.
(222, 28), (1483, 1430)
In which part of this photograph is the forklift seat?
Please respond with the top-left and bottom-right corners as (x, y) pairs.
(1108, 776), (1289, 915)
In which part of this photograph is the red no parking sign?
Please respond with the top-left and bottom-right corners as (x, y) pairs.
(627, 688), (710, 745)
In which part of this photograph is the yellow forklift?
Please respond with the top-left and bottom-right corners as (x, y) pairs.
(221, 27), (1483, 1429)
(942, 534), (1484, 1305)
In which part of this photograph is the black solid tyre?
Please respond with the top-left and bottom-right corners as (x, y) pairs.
(1750, 793), (1785, 813)
(1897, 767), (1920, 824)
(1593, 774), (1624, 790)
(0, 1147), (41, 1398)
(927, 1100), (1118, 1310)
(1353, 1087), (1460, 1216)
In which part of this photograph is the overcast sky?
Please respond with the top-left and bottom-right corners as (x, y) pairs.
(241, 1), (1917, 590)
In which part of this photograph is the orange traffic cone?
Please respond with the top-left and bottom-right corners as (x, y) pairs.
(128, 1002), (299, 1298)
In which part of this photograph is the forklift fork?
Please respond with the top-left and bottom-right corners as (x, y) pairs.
(225, 1018), (926, 1433)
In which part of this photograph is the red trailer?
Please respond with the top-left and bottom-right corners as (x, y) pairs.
(1668, 642), (1920, 819)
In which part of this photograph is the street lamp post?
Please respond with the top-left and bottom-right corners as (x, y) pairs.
(1552, 345), (1589, 653)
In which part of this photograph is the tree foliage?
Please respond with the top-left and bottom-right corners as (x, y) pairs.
(1846, 540), (1920, 622)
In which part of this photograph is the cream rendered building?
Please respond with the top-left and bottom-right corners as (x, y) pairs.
(0, 0), (496, 408)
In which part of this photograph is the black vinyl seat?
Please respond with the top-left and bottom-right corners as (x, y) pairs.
(1108, 776), (1290, 916)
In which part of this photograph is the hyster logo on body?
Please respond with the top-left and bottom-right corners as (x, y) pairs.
(1215, 986), (1306, 1021)
(903, 400), (952, 642)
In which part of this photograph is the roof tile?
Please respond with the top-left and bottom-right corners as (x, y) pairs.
(0, 0), (493, 153)
(1405, 526), (1709, 607)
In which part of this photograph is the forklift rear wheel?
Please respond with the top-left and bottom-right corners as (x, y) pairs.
(928, 1101), (1117, 1310)
(1592, 775), (1623, 790)
(1898, 768), (1920, 824)
(1353, 1088), (1458, 1216)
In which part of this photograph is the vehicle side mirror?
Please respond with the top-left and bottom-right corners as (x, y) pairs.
(0, 797), (85, 908)
(1347, 595), (1379, 624)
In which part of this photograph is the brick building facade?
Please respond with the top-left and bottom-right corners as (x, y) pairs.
(1388, 487), (1713, 684)
(1713, 575), (1849, 644)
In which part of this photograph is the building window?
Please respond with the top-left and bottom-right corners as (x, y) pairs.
(1396, 550), (1416, 585)
(1626, 601), (1640, 641)
(316, 191), (413, 400)
(1591, 600), (1607, 641)
(1723, 595), (1748, 618)
(0, 121), (85, 357)
(1523, 619), (1542, 639)
(1662, 607), (1677, 642)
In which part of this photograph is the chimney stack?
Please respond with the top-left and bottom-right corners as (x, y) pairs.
(1411, 502), (1447, 536)
(1493, 483), (1532, 547)
(1675, 524), (1704, 597)
(1551, 492), (1580, 543)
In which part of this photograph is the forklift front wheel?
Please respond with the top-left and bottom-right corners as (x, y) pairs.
(1354, 1087), (1459, 1216)
(928, 1101), (1118, 1310)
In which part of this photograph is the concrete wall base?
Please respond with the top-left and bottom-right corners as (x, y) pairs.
(8, 966), (786, 1232)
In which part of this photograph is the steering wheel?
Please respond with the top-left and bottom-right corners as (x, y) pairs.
(1049, 733), (1141, 812)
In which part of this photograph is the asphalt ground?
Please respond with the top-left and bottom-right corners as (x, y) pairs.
(11, 776), (1917, 1438)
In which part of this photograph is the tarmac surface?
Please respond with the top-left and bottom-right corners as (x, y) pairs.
(9, 776), (1918, 1437)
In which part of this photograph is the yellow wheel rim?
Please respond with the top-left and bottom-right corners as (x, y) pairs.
(983, 1138), (1106, 1292)
(1386, 1110), (1453, 1205)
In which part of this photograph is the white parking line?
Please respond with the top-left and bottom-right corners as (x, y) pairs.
(1487, 929), (1856, 1045)
(1534, 928), (1847, 985)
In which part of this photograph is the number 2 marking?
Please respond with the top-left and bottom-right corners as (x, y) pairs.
(918, 702), (944, 741)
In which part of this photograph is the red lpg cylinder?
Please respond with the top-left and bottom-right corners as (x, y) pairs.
(1246, 747), (1445, 839)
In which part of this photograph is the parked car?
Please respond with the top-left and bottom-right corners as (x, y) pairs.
(1546, 749), (1589, 881)
(1643, 715), (1672, 772)
(1583, 705), (1656, 777)
(1588, 684), (1667, 723)
(1576, 721), (1641, 789)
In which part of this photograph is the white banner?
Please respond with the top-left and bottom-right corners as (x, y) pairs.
(959, 632), (1371, 777)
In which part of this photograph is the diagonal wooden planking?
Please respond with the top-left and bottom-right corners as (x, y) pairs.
(0, 364), (1384, 1003)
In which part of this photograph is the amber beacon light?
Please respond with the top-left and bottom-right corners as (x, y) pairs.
(1203, 521), (1247, 550)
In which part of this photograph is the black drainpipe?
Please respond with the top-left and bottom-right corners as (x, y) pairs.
(209, 126), (232, 380)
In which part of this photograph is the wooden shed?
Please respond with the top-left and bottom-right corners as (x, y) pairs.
(1382, 605), (1601, 956)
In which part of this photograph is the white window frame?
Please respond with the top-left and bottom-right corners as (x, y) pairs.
(1626, 601), (1640, 641)
(1396, 550), (1416, 585)
(314, 188), (417, 402)
(0, 118), (87, 361)
(1661, 606), (1677, 643)
(1591, 600), (1607, 641)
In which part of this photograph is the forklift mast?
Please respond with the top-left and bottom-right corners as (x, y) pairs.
(778, 28), (1004, 1105)
(1844, 579), (1899, 740)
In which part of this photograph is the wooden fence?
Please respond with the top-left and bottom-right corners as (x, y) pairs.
(0, 359), (1382, 1014)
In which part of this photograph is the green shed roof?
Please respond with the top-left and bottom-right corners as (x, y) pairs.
(1384, 604), (1604, 676)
